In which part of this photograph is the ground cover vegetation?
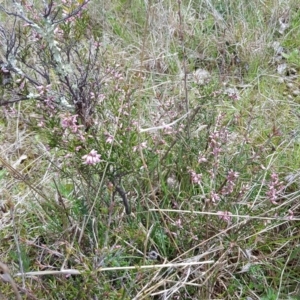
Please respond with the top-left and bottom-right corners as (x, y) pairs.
(0, 0), (300, 299)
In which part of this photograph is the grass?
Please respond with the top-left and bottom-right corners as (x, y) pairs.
(1, 0), (300, 299)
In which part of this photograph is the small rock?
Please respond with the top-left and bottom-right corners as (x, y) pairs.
(192, 69), (211, 85)
(224, 87), (240, 100)
(167, 175), (179, 189)
(148, 250), (160, 260)
(292, 90), (300, 97)
(277, 63), (287, 74)
(272, 41), (284, 55)
(278, 16), (289, 35)
(288, 68), (297, 75)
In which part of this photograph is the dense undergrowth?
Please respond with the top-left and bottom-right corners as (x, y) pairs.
(1, 0), (300, 299)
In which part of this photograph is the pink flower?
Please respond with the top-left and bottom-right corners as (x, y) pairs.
(36, 84), (51, 96)
(174, 218), (183, 229)
(105, 133), (114, 144)
(133, 141), (147, 152)
(217, 211), (232, 223)
(287, 209), (294, 220)
(82, 149), (101, 165)
(198, 154), (207, 163)
(266, 172), (284, 205)
(221, 170), (239, 195)
(188, 169), (202, 185)
(61, 114), (82, 133)
(210, 192), (221, 203)
(37, 120), (45, 127)
(94, 42), (101, 48)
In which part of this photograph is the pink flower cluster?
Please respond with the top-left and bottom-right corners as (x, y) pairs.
(61, 114), (82, 133)
(198, 153), (207, 164)
(266, 172), (284, 205)
(210, 191), (220, 203)
(208, 113), (228, 160)
(82, 149), (101, 165)
(217, 211), (232, 223)
(105, 133), (114, 144)
(188, 169), (202, 185)
(36, 84), (52, 96)
(221, 170), (239, 195)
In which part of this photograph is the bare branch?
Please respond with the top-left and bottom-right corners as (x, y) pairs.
(52, 0), (91, 24)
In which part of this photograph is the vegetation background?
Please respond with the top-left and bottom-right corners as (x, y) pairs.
(0, 0), (300, 299)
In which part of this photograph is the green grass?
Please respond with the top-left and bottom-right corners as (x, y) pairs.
(1, 0), (300, 299)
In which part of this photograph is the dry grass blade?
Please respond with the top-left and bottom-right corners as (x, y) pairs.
(0, 156), (48, 202)
(15, 260), (214, 277)
(0, 262), (21, 300)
